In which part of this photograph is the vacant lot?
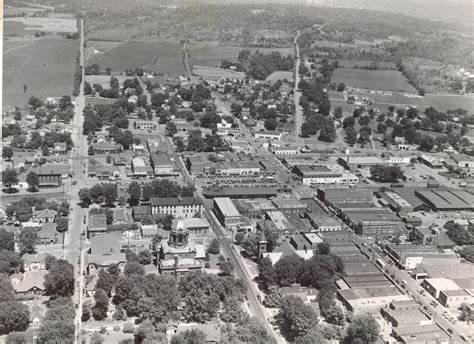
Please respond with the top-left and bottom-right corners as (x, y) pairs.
(87, 41), (185, 76)
(3, 39), (78, 109)
(332, 68), (417, 93)
(266, 71), (294, 83)
(188, 42), (294, 68)
(5, 17), (77, 33)
(193, 65), (246, 80)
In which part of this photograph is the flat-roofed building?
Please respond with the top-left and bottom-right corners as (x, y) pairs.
(317, 188), (374, 210)
(294, 165), (358, 186)
(203, 186), (278, 199)
(317, 230), (353, 246)
(271, 198), (307, 214)
(233, 199), (276, 219)
(337, 286), (410, 313)
(150, 197), (203, 219)
(269, 146), (298, 155)
(341, 208), (402, 238)
(337, 156), (385, 170)
(150, 152), (178, 176)
(132, 119), (157, 131)
(421, 278), (461, 298)
(254, 131), (283, 141)
(438, 289), (474, 308)
(132, 158), (147, 177)
(415, 189), (474, 211)
(382, 308), (433, 327)
(384, 244), (457, 270)
(391, 324), (450, 344)
(377, 190), (420, 213)
(213, 197), (241, 228)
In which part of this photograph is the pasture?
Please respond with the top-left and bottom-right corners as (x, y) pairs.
(332, 68), (417, 93)
(266, 71), (294, 83)
(193, 65), (246, 80)
(3, 39), (78, 109)
(86, 28), (141, 42)
(188, 42), (294, 68)
(87, 41), (185, 76)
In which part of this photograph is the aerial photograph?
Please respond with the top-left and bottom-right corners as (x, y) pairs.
(1, 0), (474, 343)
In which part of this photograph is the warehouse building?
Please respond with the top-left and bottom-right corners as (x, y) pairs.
(414, 189), (474, 211)
(337, 156), (385, 170)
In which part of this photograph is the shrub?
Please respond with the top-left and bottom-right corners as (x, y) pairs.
(123, 323), (135, 333)
(205, 262), (210, 268)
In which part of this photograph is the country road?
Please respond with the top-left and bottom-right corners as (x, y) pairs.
(293, 31), (303, 146)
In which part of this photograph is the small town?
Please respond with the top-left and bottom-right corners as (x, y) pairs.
(1, 0), (474, 343)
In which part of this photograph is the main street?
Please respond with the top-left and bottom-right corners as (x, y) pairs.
(64, 16), (88, 344)
(293, 31), (303, 146)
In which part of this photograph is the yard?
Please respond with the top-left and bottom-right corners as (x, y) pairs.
(331, 68), (418, 93)
(3, 38), (79, 109)
(86, 41), (185, 76)
(266, 71), (294, 83)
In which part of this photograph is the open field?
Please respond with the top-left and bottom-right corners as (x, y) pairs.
(5, 17), (77, 33)
(4, 6), (42, 16)
(3, 39), (78, 109)
(266, 71), (294, 83)
(86, 28), (142, 41)
(85, 41), (123, 61)
(188, 42), (294, 68)
(328, 59), (397, 70)
(87, 41), (185, 75)
(424, 94), (474, 113)
(332, 68), (417, 93)
(85, 75), (133, 87)
(193, 65), (246, 80)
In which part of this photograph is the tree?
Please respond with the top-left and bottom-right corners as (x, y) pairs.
(276, 296), (320, 341)
(6, 332), (27, 344)
(0, 301), (30, 335)
(370, 165), (404, 183)
(103, 184), (117, 205)
(445, 222), (471, 245)
(317, 242), (331, 255)
(264, 118), (278, 131)
(358, 115), (371, 126)
(92, 289), (109, 320)
(96, 270), (116, 297)
(2, 168), (18, 192)
(342, 116), (355, 129)
(3, 147), (13, 161)
(336, 83), (346, 92)
(460, 246), (474, 263)
(345, 314), (380, 344)
(18, 228), (37, 255)
(333, 106), (343, 119)
(344, 127), (358, 145)
(28, 96), (43, 109)
(459, 302), (474, 324)
(128, 182), (141, 206)
(0, 229), (15, 251)
(294, 330), (327, 344)
(124, 262), (145, 277)
(220, 296), (244, 323)
(78, 188), (92, 206)
(171, 329), (207, 344)
(44, 259), (75, 297)
(219, 258), (234, 276)
(0, 250), (23, 275)
(56, 217), (69, 233)
(134, 319), (155, 344)
(207, 238), (220, 254)
(257, 257), (276, 291)
(274, 255), (304, 286)
(166, 121), (178, 137)
(38, 298), (75, 344)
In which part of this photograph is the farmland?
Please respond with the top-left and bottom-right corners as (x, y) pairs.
(424, 94), (474, 113)
(331, 68), (418, 93)
(193, 65), (246, 80)
(86, 41), (185, 76)
(5, 17), (77, 33)
(3, 38), (78, 109)
(266, 71), (294, 83)
(188, 42), (294, 68)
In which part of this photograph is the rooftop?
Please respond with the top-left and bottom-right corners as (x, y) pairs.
(214, 197), (241, 217)
(150, 197), (203, 207)
(425, 278), (460, 291)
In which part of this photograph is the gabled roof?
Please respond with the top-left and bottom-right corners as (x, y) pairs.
(32, 209), (57, 219)
(12, 270), (48, 293)
(90, 233), (121, 256)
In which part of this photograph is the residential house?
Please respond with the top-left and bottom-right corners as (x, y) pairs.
(86, 233), (126, 275)
(11, 270), (48, 295)
(87, 213), (108, 239)
(51, 142), (67, 154)
(91, 142), (123, 154)
(32, 209), (57, 223)
(37, 222), (60, 245)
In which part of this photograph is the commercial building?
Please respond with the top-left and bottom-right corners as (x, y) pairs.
(391, 324), (450, 344)
(86, 234), (126, 275)
(414, 189), (474, 211)
(447, 153), (474, 170)
(233, 199), (276, 219)
(131, 158), (147, 177)
(271, 198), (307, 214)
(382, 308), (432, 328)
(317, 188), (375, 210)
(341, 208), (402, 238)
(150, 197), (203, 219)
(384, 244), (457, 270)
(213, 197), (241, 228)
(377, 190), (422, 213)
(418, 154), (444, 168)
(254, 131), (283, 141)
(293, 165), (358, 186)
(337, 156), (385, 170)
(203, 186), (278, 199)
(150, 152), (178, 176)
(91, 142), (123, 154)
(87, 213), (107, 239)
(269, 146), (298, 155)
(317, 230), (353, 246)
(31, 164), (68, 187)
(172, 218), (210, 240)
(132, 119), (157, 131)
(262, 211), (312, 236)
(422, 278), (474, 308)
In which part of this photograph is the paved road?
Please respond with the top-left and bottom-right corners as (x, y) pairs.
(136, 75), (151, 105)
(293, 31), (303, 146)
(64, 17), (88, 344)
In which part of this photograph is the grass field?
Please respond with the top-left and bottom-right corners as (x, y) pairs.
(332, 68), (417, 93)
(424, 94), (474, 113)
(189, 43), (294, 68)
(3, 39), (78, 109)
(87, 41), (185, 75)
(86, 28), (141, 41)
(193, 65), (246, 80)
(266, 71), (294, 83)
(5, 17), (77, 33)
(85, 97), (117, 106)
